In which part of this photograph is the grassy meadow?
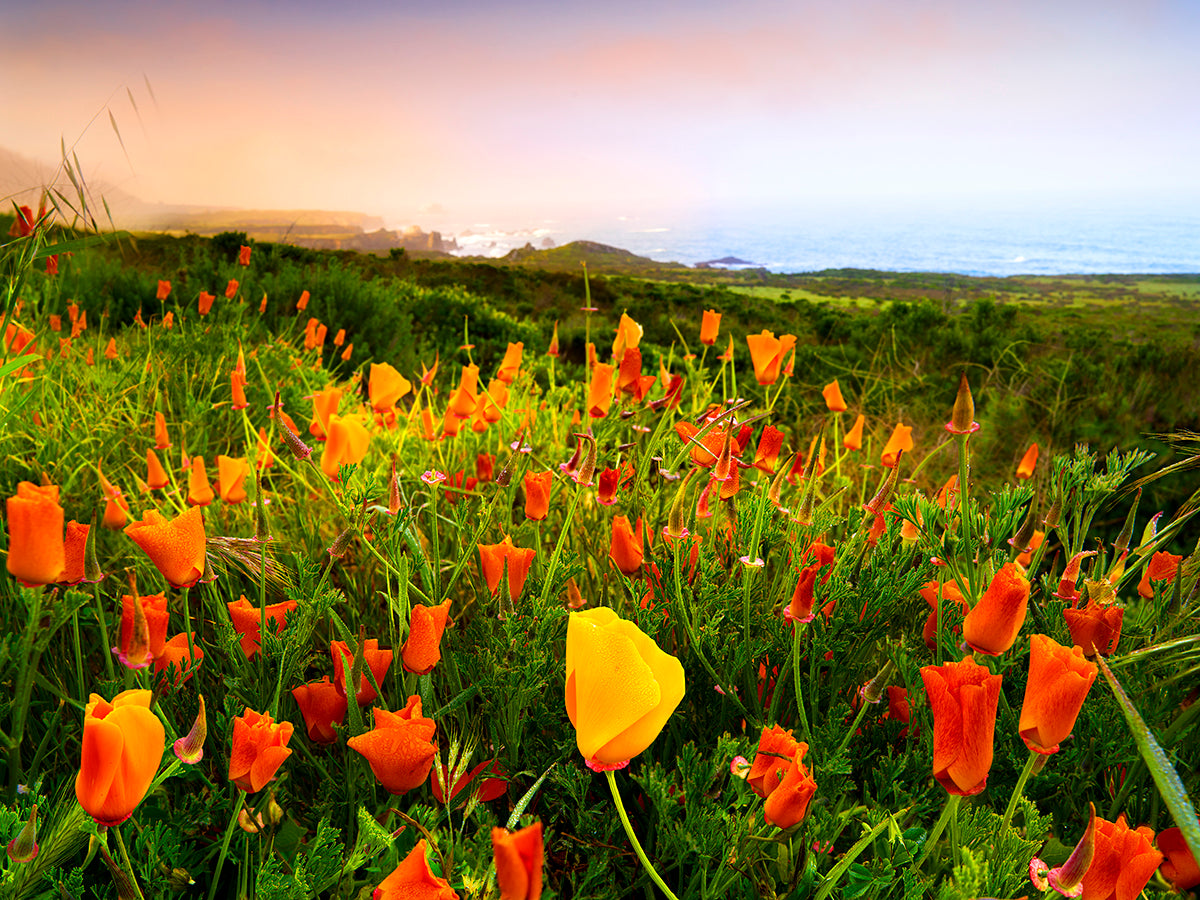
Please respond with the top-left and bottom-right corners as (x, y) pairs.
(1, 207), (1199, 900)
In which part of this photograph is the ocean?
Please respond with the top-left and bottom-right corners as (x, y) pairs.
(421, 196), (1200, 277)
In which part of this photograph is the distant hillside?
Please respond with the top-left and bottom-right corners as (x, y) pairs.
(498, 239), (677, 272)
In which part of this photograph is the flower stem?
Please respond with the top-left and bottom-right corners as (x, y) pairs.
(914, 793), (961, 870)
(112, 824), (148, 900)
(605, 769), (681, 900)
(1001, 748), (1041, 833)
(206, 790), (246, 900)
(538, 484), (585, 608)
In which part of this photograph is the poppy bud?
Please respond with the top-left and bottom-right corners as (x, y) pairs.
(572, 433), (597, 487)
(945, 372), (980, 435)
(174, 694), (207, 764)
(7, 805), (38, 863)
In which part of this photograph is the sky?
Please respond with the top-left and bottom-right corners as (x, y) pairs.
(4, 0), (1200, 230)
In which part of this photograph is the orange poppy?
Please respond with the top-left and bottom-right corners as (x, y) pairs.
(1018, 634), (1097, 755)
(290, 677), (348, 745)
(586, 362), (615, 418)
(238, 244), (252, 266)
(496, 342), (524, 385)
(1063, 601), (1123, 657)
(226, 595), (298, 659)
(228, 708), (293, 793)
(156, 280), (171, 301)
(75, 689), (165, 826)
(187, 456), (215, 506)
(145, 450), (170, 491)
(612, 312), (643, 363)
(1017, 442), (1039, 479)
(745, 330), (797, 386)
(331, 638), (393, 706)
(880, 422), (914, 468)
(320, 415), (371, 481)
(154, 633), (203, 688)
(230, 370), (248, 410)
(492, 822), (544, 900)
(369, 363), (413, 413)
(308, 386), (343, 440)
(346, 695), (438, 795)
(546, 322), (560, 358)
(477, 536), (536, 600)
(524, 471), (553, 521)
(162, 311), (174, 330)
(1076, 816), (1162, 900)
(1159, 823), (1200, 892)
(402, 599), (453, 675)
(1137, 550), (1182, 599)
(609, 515), (645, 576)
(124, 506), (206, 589)
(104, 337), (118, 360)
(225, 279), (239, 299)
(919, 655), (1001, 796)
(118, 592), (169, 667)
(962, 562), (1030, 656)
(198, 291), (215, 316)
(699, 309), (721, 346)
(822, 380), (848, 412)
(373, 839), (458, 900)
(752, 425), (785, 473)
(217, 455), (249, 504)
(153, 411), (171, 449)
(5, 482), (65, 587)
(296, 289), (310, 311)
(59, 520), (90, 585)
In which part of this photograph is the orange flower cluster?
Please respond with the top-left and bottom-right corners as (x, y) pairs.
(748, 725), (818, 828)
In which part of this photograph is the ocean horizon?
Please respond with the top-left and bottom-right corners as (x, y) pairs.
(403, 195), (1200, 278)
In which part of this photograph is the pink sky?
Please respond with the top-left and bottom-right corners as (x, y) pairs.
(4, 0), (1199, 227)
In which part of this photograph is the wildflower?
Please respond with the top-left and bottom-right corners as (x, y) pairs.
(124, 506), (206, 589)
(320, 414), (372, 480)
(1018, 634), (1097, 755)
(98, 467), (130, 530)
(612, 312), (643, 363)
(118, 592), (169, 667)
(217, 455), (250, 504)
(156, 280), (171, 301)
(745, 330), (797, 386)
(331, 638), (394, 706)
(231, 369), (249, 410)
(369, 363), (413, 413)
(546, 322), (559, 357)
(962, 562), (1031, 656)
(492, 822), (544, 900)
(1055, 550), (1096, 605)
(291, 677), (348, 744)
(919, 655), (1001, 796)
(228, 708), (293, 793)
(308, 385), (343, 440)
(843, 413), (866, 451)
(59, 520), (90, 585)
(402, 599), (453, 675)
(609, 515), (645, 576)
(225, 279), (239, 299)
(699, 309), (721, 346)
(6, 805), (38, 863)
(747, 725), (818, 829)
(880, 422), (914, 468)
(173, 695), (207, 764)
(296, 290), (309, 311)
(784, 543), (836, 625)
(565, 607), (685, 768)
(340, 343), (353, 360)
(5, 482), (65, 587)
(752, 426), (785, 474)
(476, 453), (495, 483)
(1076, 815), (1162, 900)
(822, 380), (848, 412)
(238, 244), (252, 266)
(75, 689), (165, 826)
(477, 536), (536, 600)
(920, 579), (968, 650)
(587, 362), (615, 418)
(373, 839), (458, 900)
(145, 449), (170, 490)
(1063, 600), (1123, 658)
(162, 311), (175, 330)
(154, 411), (171, 449)
(198, 291), (215, 316)
(496, 342), (524, 384)
(1137, 550), (1182, 599)
(45, 255), (58, 276)
(1017, 443), (1039, 479)
(186, 456), (215, 506)
(155, 633), (203, 688)
(447, 364), (480, 419)
(597, 462), (633, 506)
(1158, 821), (1200, 891)
(347, 695), (438, 795)
(226, 596), (297, 659)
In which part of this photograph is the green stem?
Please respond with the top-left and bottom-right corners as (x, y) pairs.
(605, 769), (681, 900)
(537, 484), (585, 608)
(790, 621), (812, 744)
(913, 793), (961, 870)
(112, 824), (148, 900)
(94, 580), (115, 681)
(207, 791), (246, 900)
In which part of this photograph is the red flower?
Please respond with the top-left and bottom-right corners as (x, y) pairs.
(609, 515), (645, 576)
(402, 599), (453, 675)
(291, 677), (348, 744)
(228, 708), (293, 793)
(1063, 601), (1123, 657)
(1158, 821), (1200, 891)
(331, 638), (394, 706)
(238, 244), (252, 266)
(1077, 815), (1162, 900)
(226, 595), (297, 659)
(747, 725), (817, 829)
(347, 695), (438, 796)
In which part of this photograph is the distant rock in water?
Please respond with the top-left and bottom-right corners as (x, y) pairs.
(695, 256), (755, 268)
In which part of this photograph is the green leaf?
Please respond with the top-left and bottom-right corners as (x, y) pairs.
(1096, 653), (1200, 867)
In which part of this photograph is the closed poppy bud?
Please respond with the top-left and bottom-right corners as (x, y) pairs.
(197, 291), (215, 316)
(347, 695), (438, 795)
(228, 708), (293, 793)
(1017, 442), (1039, 479)
(565, 607), (685, 767)
(546, 322), (559, 358)
(843, 413), (866, 451)
(496, 342), (523, 385)
(1076, 815), (1162, 900)
(373, 839), (458, 900)
(124, 506), (206, 589)
(119, 592), (169, 664)
(156, 280), (171, 300)
(59, 519), (89, 585)
(492, 822), (544, 900)
(5, 481), (65, 587)
(587, 363), (615, 418)
(291, 677), (348, 744)
(1018, 634), (1097, 755)
(745, 330), (796, 386)
(225, 279), (239, 299)
(6, 804), (38, 863)
(479, 541), (508, 594)
(331, 638), (393, 706)
(763, 742), (817, 829)
(402, 599), (453, 675)
(227, 595), (297, 659)
(609, 515), (644, 576)
(187, 456), (215, 506)
(76, 689), (165, 825)
(963, 562), (1030, 656)
(880, 422), (914, 468)
(945, 372), (980, 435)
(919, 655), (1001, 796)
(1158, 821), (1200, 891)
(822, 380), (848, 413)
(1063, 601), (1123, 657)
(145, 449), (170, 490)
(153, 411), (171, 449)
(699, 309), (721, 346)
(238, 244), (251, 266)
